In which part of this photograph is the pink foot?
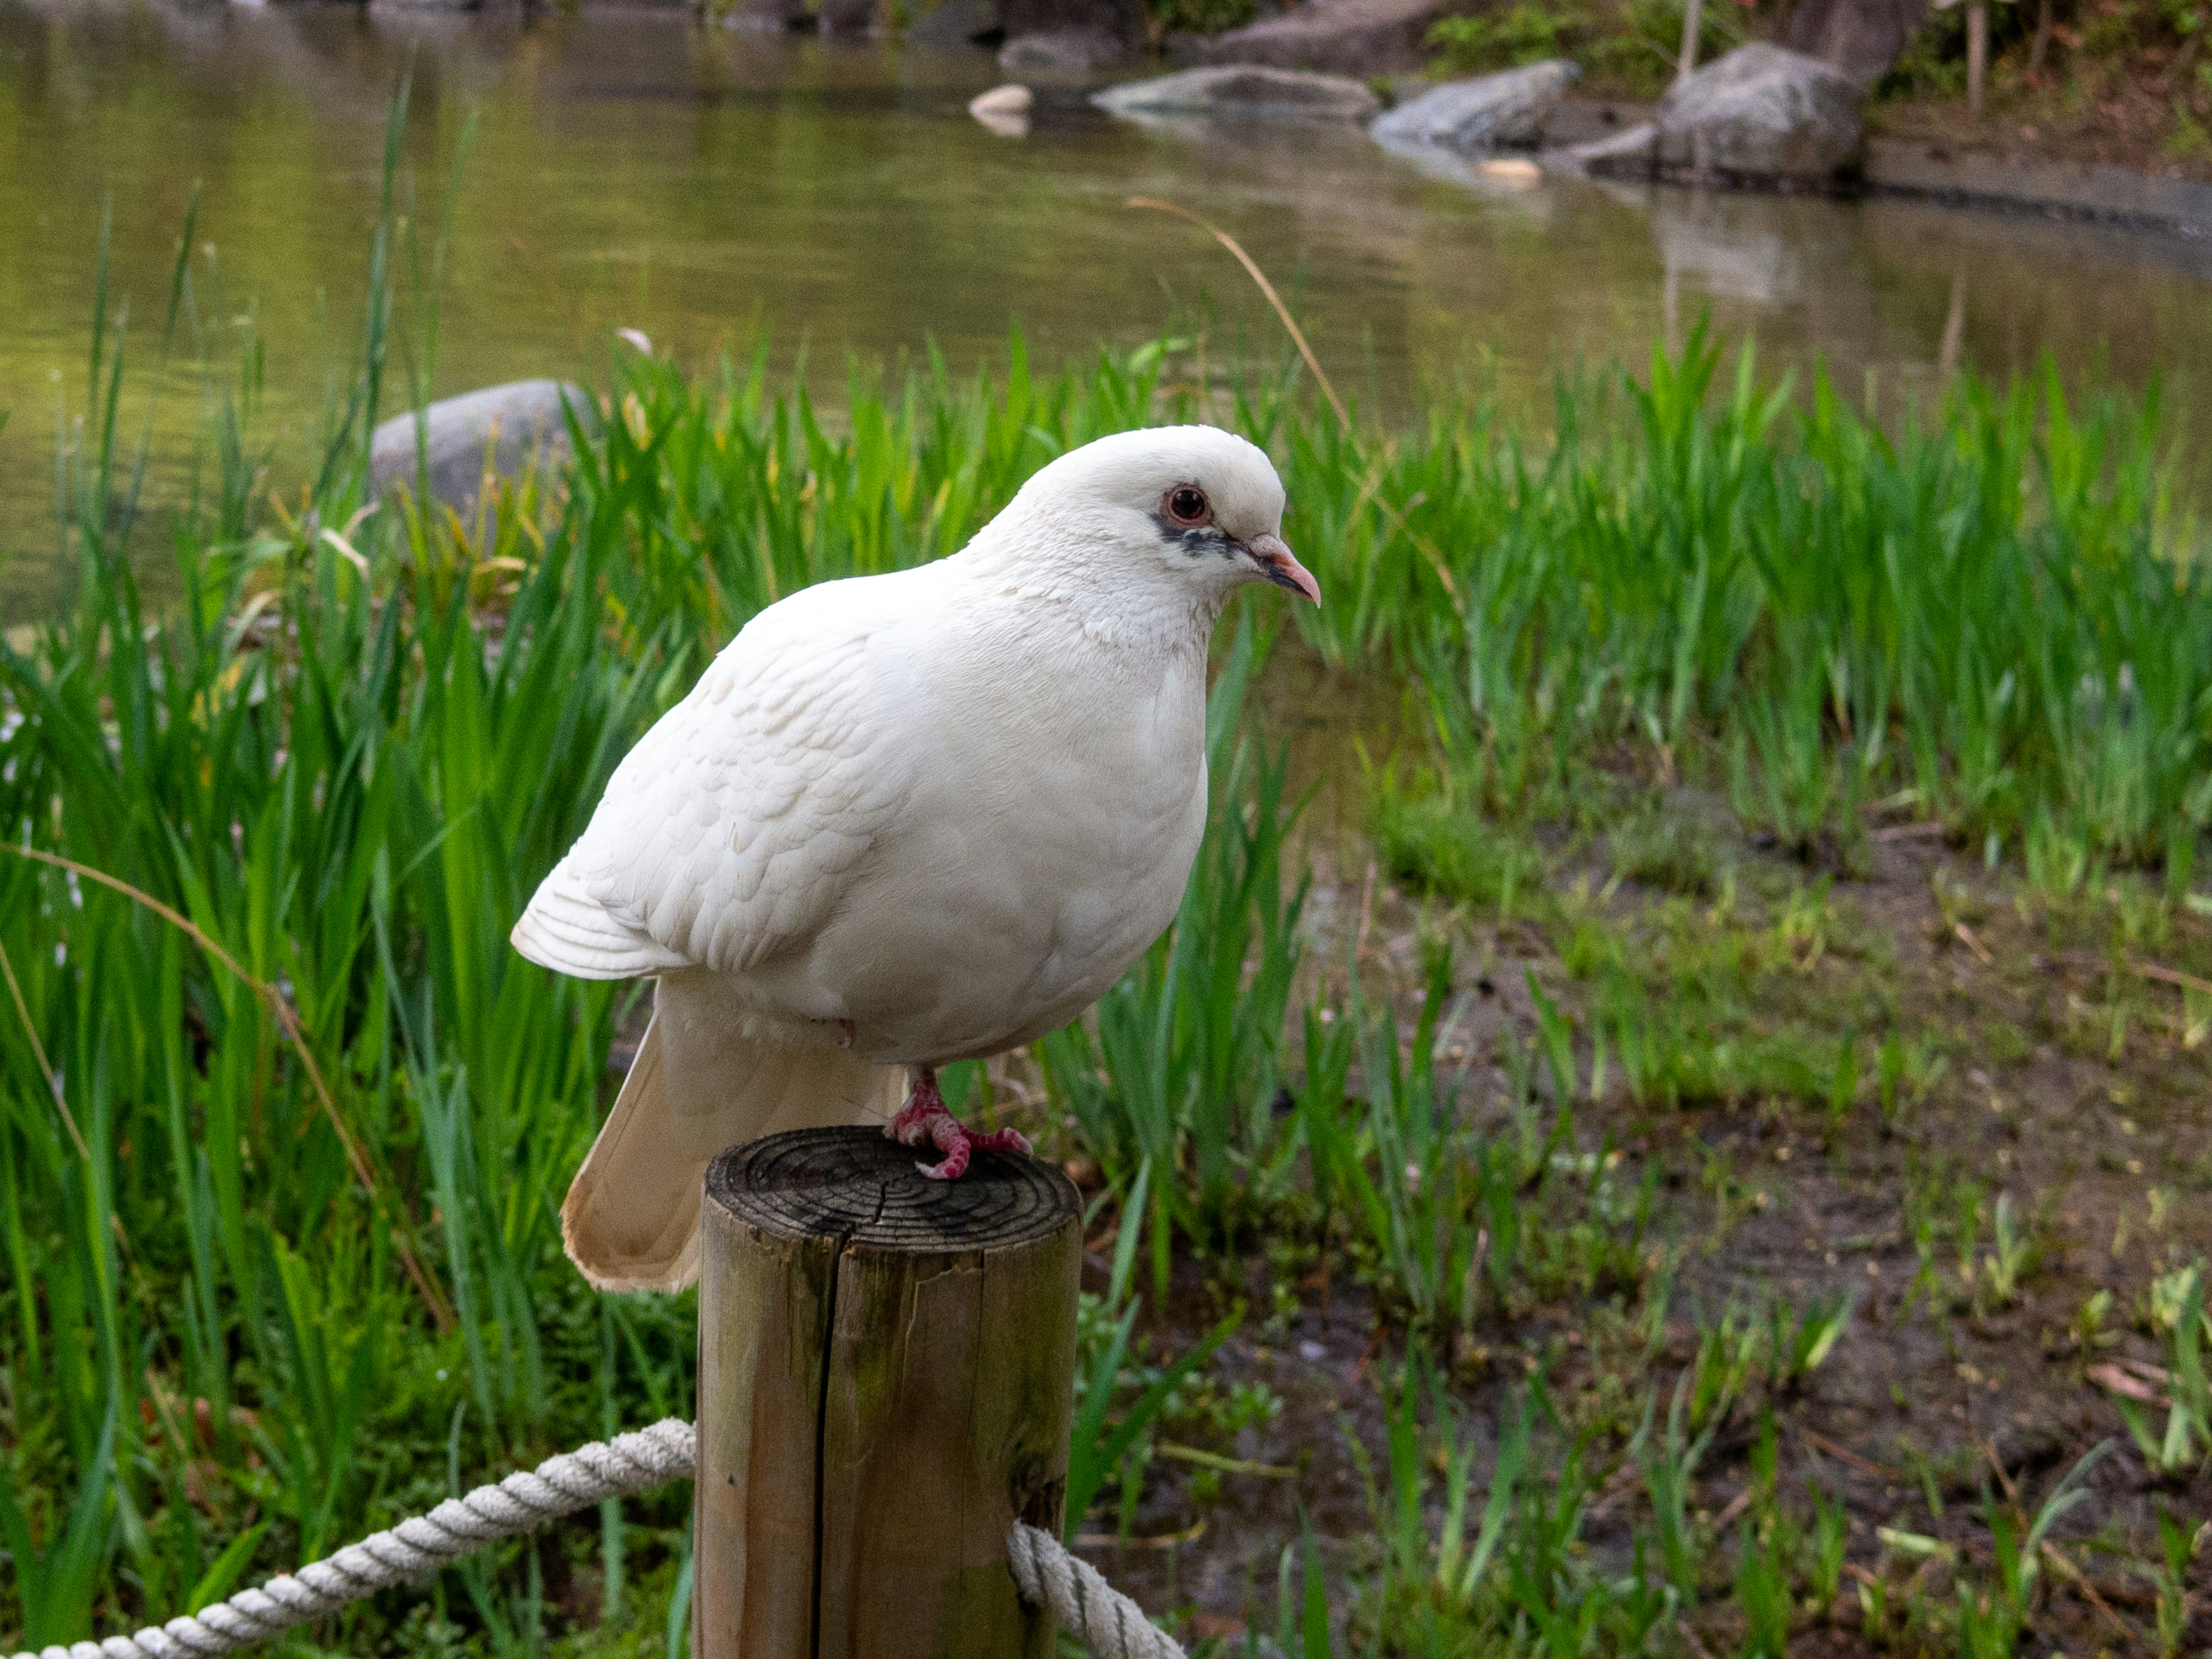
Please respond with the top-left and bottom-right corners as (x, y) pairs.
(885, 1067), (948, 1145)
(885, 1067), (1033, 1180)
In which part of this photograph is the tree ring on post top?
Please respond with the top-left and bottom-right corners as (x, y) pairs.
(706, 1126), (1078, 1253)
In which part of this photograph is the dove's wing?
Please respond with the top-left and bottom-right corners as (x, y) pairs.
(512, 579), (922, 980)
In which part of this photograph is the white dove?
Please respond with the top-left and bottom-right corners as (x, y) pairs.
(510, 425), (1318, 1292)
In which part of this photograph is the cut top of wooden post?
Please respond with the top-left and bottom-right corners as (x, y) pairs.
(706, 1126), (1077, 1255)
(697, 1127), (1082, 1659)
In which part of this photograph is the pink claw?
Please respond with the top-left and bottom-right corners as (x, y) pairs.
(883, 1068), (1031, 1178)
(916, 1115), (1032, 1181)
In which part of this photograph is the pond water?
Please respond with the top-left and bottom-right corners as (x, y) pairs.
(3, 0), (2211, 617)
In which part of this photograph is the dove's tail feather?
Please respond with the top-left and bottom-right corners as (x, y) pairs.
(560, 976), (904, 1293)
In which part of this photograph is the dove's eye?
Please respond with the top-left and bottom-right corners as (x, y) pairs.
(1164, 485), (1212, 527)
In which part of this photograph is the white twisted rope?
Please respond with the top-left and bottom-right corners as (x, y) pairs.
(7, 1420), (698, 1659)
(7, 1421), (1184, 1659)
(1007, 1522), (1187, 1659)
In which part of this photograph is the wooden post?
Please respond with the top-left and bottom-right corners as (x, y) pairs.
(696, 1126), (1081, 1659)
(1967, 0), (1989, 117)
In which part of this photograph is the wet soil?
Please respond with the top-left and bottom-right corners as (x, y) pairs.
(1049, 816), (2212, 1653)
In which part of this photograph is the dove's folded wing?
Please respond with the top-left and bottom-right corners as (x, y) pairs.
(512, 594), (919, 981)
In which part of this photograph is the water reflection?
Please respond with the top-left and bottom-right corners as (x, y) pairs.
(0, 0), (2206, 613)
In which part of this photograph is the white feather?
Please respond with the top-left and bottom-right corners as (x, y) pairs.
(514, 425), (1300, 1288)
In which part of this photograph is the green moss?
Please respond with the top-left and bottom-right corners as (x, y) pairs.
(1373, 791), (1547, 914)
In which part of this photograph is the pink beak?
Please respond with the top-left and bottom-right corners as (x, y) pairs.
(1247, 532), (1320, 605)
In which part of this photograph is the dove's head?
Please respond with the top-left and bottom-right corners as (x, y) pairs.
(1006, 425), (1318, 612)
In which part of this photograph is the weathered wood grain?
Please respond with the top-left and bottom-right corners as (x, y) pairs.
(697, 1127), (1080, 1659)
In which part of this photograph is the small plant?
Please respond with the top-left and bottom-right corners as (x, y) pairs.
(2072, 1287), (2119, 1357)
(1824, 1028), (1861, 1138)
(1806, 1484), (1848, 1615)
(2111, 1262), (2212, 1478)
(1978, 1192), (2038, 1309)
(1875, 1032), (1947, 1130)
(1685, 1303), (1760, 1433)
(1950, 1444), (2110, 1659)
(1065, 1287), (1237, 1539)
(1774, 879), (1837, 971)
(1637, 1374), (1719, 1604)
(1734, 1518), (1793, 1658)
(1338, 964), (1496, 1342)
(1766, 1287), (1857, 1393)
(1243, 1518), (1339, 1659)
(1369, 1360), (1531, 1619)
(2153, 1503), (2205, 1658)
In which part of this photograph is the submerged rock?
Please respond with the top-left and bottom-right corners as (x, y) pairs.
(1093, 63), (1382, 122)
(1585, 44), (1862, 183)
(1180, 0), (1448, 74)
(369, 381), (595, 514)
(1370, 59), (1580, 152)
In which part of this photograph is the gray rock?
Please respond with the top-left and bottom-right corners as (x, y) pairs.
(369, 381), (595, 513)
(969, 82), (1037, 113)
(1650, 44), (1863, 181)
(905, 0), (999, 44)
(1783, 0), (1927, 86)
(1093, 63), (1382, 121)
(969, 82), (1035, 134)
(1184, 0), (1447, 73)
(998, 25), (1127, 67)
(1370, 59), (1580, 152)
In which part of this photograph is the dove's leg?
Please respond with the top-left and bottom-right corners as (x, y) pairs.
(886, 1066), (1032, 1180)
(884, 1067), (948, 1144)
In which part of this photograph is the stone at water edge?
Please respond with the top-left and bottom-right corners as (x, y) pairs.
(998, 25), (1127, 68)
(968, 82), (1035, 134)
(1370, 59), (1581, 152)
(1180, 0), (1448, 74)
(969, 82), (1036, 113)
(1092, 63), (1382, 122)
(369, 381), (597, 515)
(1479, 156), (1543, 183)
(1654, 44), (1863, 181)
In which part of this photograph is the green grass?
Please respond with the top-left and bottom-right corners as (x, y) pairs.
(1293, 331), (2207, 878)
(3, 173), (2210, 1656)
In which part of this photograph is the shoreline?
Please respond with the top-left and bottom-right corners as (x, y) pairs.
(1533, 97), (2212, 233)
(1352, 86), (2212, 233)
(1861, 132), (2212, 234)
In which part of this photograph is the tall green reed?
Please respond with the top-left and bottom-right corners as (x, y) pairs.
(0, 218), (1323, 1643)
(1283, 324), (2205, 870)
